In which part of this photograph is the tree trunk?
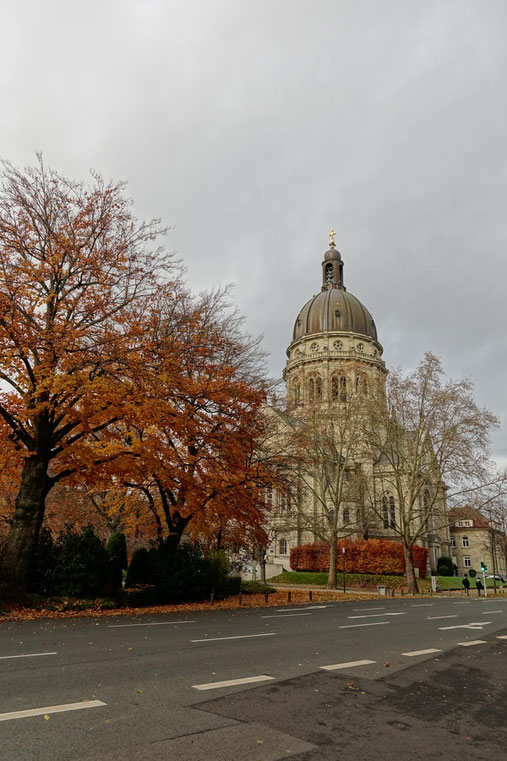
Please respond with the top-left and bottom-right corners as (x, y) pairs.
(1, 455), (52, 599)
(403, 544), (419, 595)
(327, 539), (337, 588)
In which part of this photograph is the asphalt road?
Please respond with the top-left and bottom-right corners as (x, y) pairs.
(0, 595), (506, 760)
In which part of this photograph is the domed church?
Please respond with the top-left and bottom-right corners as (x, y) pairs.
(265, 233), (450, 573)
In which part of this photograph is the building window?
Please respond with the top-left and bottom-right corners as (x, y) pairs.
(463, 556), (471, 568)
(450, 536), (456, 549)
(279, 538), (288, 555)
(293, 378), (300, 405)
(389, 496), (396, 529)
(333, 340), (343, 351)
(308, 377), (314, 402)
(382, 495), (389, 529)
(315, 377), (322, 401)
(331, 375), (339, 399)
(325, 263), (333, 284)
(462, 536), (469, 548)
(266, 486), (273, 505)
(340, 376), (347, 402)
(343, 508), (350, 525)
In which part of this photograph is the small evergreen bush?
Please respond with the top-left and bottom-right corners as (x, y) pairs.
(437, 556), (454, 577)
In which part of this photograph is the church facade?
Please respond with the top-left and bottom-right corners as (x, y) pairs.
(265, 235), (450, 574)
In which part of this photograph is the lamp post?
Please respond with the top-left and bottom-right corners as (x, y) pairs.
(342, 546), (346, 594)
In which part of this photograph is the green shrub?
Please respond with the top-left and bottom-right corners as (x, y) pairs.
(204, 550), (231, 598)
(50, 526), (110, 597)
(29, 528), (59, 595)
(126, 547), (152, 587)
(106, 531), (128, 569)
(437, 556), (454, 577)
(468, 568), (477, 577)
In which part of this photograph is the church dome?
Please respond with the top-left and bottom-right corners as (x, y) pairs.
(293, 287), (377, 341)
(292, 234), (378, 342)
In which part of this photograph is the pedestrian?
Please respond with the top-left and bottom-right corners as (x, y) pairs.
(476, 577), (483, 596)
(462, 574), (470, 596)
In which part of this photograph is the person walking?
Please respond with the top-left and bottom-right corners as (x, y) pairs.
(462, 574), (470, 596)
(476, 577), (484, 596)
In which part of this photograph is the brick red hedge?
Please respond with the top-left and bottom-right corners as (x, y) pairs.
(290, 539), (428, 578)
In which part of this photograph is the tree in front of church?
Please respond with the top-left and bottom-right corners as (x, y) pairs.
(364, 352), (500, 594)
(282, 391), (368, 589)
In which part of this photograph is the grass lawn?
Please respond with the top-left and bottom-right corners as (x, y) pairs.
(268, 571), (507, 591)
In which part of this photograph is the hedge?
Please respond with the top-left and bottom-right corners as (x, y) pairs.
(290, 539), (428, 578)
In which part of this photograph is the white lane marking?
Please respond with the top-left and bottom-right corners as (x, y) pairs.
(439, 621), (491, 630)
(453, 602), (472, 605)
(402, 648), (442, 657)
(275, 606), (327, 611)
(352, 607), (386, 612)
(261, 613), (312, 619)
(482, 610), (502, 614)
(191, 633), (276, 643)
(411, 604), (433, 607)
(0, 652), (57, 661)
(320, 659), (376, 671)
(340, 622), (390, 629)
(193, 675), (274, 691)
(347, 613), (406, 619)
(108, 620), (195, 628)
(427, 615), (458, 620)
(458, 640), (487, 647)
(497, 635), (507, 640)
(0, 700), (106, 723)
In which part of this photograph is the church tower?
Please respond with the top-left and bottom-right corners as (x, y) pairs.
(283, 232), (387, 407)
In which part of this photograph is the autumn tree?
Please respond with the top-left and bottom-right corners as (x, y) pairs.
(0, 156), (175, 596)
(112, 287), (276, 551)
(364, 352), (500, 594)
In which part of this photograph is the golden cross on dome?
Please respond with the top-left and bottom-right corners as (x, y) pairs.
(329, 229), (336, 246)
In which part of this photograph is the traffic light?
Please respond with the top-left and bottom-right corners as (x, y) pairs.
(480, 561), (487, 572)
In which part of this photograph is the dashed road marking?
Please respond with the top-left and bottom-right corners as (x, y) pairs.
(496, 635), (507, 640)
(191, 633), (276, 643)
(352, 607), (386, 612)
(482, 610), (502, 614)
(402, 648), (442, 657)
(347, 613), (406, 619)
(411, 604), (433, 607)
(457, 640), (487, 647)
(320, 659), (376, 671)
(261, 613), (312, 619)
(340, 622), (390, 629)
(0, 700), (106, 722)
(0, 652), (57, 661)
(453, 602), (472, 605)
(192, 675), (274, 690)
(439, 621), (491, 630)
(427, 615), (458, 620)
(275, 606), (327, 611)
(108, 620), (195, 628)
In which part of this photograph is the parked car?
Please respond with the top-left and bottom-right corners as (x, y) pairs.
(486, 574), (505, 582)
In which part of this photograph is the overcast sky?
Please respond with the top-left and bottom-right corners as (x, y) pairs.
(1, 0), (506, 459)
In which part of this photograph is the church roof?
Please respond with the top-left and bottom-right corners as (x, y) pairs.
(292, 237), (378, 342)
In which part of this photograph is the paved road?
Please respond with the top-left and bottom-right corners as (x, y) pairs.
(0, 595), (506, 760)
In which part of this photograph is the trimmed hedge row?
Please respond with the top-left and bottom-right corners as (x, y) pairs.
(290, 539), (428, 578)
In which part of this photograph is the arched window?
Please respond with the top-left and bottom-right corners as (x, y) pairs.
(356, 373), (368, 395)
(343, 508), (350, 525)
(293, 378), (300, 405)
(325, 263), (333, 284)
(308, 377), (315, 402)
(331, 375), (339, 399)
(389, 496), (396, 529)
(382, 495), (389, 529)
(279, 538), (288, 555)
(315, 377), (322, 401)
(340, 376), (347, 402)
